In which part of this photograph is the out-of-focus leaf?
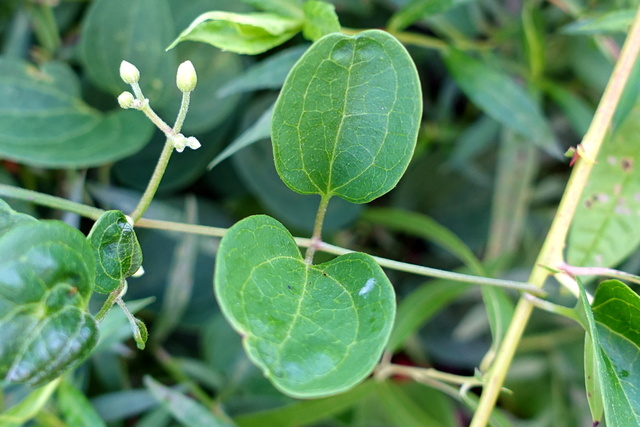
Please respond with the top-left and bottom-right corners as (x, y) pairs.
(168, 11), (301, 55)
(0, 378), (61, 426)
(234, 380), (376, 427)
(361, 207), (483, 273)
(87, 210), (143, 294)
(58, 379), (106, 427)
(443, 49), (560, 157)
(302, 1), (340, 41)
(567, 106), (640, 269)
(375, 381), (454, 427)
(0, 198), (35, 238)
(78, 0), (176, 105)
(544, 82), (594, 136)
(209, 105), (273, 170)
(561, 9), (635, 35)
(272, 30), (422, 203)
(233, 138), (362, 233)
(0, 58), (153, 167)
(144, 376), (234, 427)
(387, 0), (475, 32)
(92, 389), (159, 422)
(217, 44), (308, 97)
(0, 221), (98, 386)
(239, 0), (304, 18)
(215, 215), (395, 398)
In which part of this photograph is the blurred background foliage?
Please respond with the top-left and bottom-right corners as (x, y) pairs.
(1, 0), (638, 425)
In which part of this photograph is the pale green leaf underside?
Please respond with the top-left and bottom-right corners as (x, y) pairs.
(0, 58), (153, 168)
(591, 280), (640, 425)
(88, 210), (143, 294)
(271, 29), (422, 204)
(302, 1), (341, 41)
(168, 11), (301, 55)
(567, 106), (640, 269)
(0, 221), (98, 386)
(214, 215), (395, 398)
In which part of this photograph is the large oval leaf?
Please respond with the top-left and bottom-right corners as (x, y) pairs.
(0, 221), (98, 386)
(0, 58), (153, 168)
(214, 215), (395, 398)
(0, 199), (36, 238)
(271, 29), (422, 204)
(88, 210), (143, 294)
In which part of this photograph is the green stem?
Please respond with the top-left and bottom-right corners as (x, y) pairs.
(129, 140), (174, 223)
(560, 262), (640, 286)
(376, 363), (483, 387)
(470, 7), (640, 426)
(173, 91), (191, 134)
(94, 282), (125, 322)
(0, 184), (104, 219)
(304, 195), (331, 264)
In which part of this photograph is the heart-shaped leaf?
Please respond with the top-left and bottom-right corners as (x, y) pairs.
(88, 210), (143, 294)
(0, 199), (36, 238)
(214, 215), (396, 398)
(271, 29), (422, 204)
(0, 221), (98, 386)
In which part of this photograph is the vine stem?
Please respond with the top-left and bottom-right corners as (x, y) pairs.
(304, 195), (331, 264)
(470, 7), (640, 426)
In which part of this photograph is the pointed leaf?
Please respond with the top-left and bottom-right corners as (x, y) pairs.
(58, 380), (106, 427)
(561, 9), (635, 35)
(387, 0), (474, 32)
(0, 59), (153, 168)
(215, 215), (396, 398)
(144, 376), (234, 427)
(567, 106), (640, 269)
(272, 30), (422, 204)
(87, 210), (143, 294)
(443, 49), (560, 157)
(0, 221), (98, 386)
(168, 11), (301, 55)
(239, 0), (304, 18)
(302, 1), (341, 41)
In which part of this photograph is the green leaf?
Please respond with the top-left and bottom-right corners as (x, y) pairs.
(272, 30), (422, 204)
(567, 106), (640, 270)
(58, 379), (107, 427)
(561, 9), (635, 35)
(78, 0), (176, 105)
(239, 0), (304, 18)
(387, 0), (474, 32)
(94, 297), (155, 353)
(0, 199), (36, 238)
(143, 376), (234, 427)
(215, 215), (396, 398)
(217, 44), (308, 97)
(0, 221), (98, 386)
(0, 58), (154, 168)
(87, 210), (143, 294)
(168, 11), (302, 55)
(302, 1), (341, 41)
(443, 49), (560, 157)
(234, 380), (376, 427)
(0, 378), (61, 426)
(591, 280), (640, 425)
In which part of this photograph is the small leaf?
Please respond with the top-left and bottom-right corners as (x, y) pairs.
(561, 9), (635, 35)
(302, 1), (341, 41)
(0, 221), (98, 386)
(272, 30), (422, 204)
(215, 215), (396, 398)
(567, 106), (640, 270)
(133, 318), (148, 350)
(78, 0), (176, 104)
(168, 11), (302, 55)
(443, 49), (560, 157)
(0, 198), (36, 238)
(144, 376), (234, 427)
(0, 59), (154, 167)
(88, 210), (143, 294)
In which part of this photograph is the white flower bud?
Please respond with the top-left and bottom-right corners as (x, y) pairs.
(132, 266), (145, 278)
(120, 60), (140, 84)
(117, 91), (135, 109)
(176, 60), (197, 93)
(186, 136), (201, 150)
(172, 133), (187, 152)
